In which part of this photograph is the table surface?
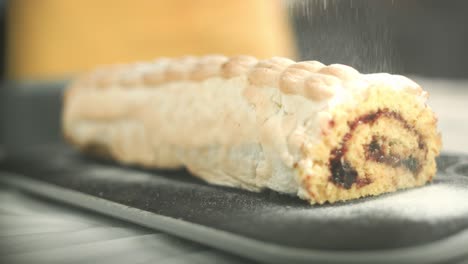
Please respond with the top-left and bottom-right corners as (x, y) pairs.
(1, 77), (467, 264)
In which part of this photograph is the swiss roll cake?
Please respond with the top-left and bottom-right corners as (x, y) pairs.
(63, 55), (441, 204)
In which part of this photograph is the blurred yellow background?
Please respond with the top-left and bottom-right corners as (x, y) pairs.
(6, 0), (296, 80)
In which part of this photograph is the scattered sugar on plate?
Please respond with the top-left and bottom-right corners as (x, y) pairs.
(316, 184), (468, 221)
(268, 174), (468, 223)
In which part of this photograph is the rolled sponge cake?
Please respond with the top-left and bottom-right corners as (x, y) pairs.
(62, 55), (441, 204)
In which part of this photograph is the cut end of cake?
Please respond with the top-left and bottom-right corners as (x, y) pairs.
(297, 82), (441, 204)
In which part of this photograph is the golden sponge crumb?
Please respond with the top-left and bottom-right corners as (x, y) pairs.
(300, 85), (441, 204)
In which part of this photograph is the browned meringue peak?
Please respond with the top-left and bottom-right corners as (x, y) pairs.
(318, 64), (359, 81)
(279, 61), (325, 95)
(303, 73), (340, 101)
(164, 56), (198, 81)
(248, 57), (295, 87)
(189, 55), (228, 81)
(221, 55), (258, 79)
(142, 58), (172, 86)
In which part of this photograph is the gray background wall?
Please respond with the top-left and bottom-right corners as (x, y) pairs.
(289, 0), (468, 77)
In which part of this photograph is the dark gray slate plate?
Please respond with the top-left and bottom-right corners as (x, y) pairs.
(1, 145), (468, 264)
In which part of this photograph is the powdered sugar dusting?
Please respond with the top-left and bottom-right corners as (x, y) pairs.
(267, 172), (468, 223)
(314, 184), (468, 221)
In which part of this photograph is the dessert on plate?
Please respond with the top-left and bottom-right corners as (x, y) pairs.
(63, 55), (441, 204)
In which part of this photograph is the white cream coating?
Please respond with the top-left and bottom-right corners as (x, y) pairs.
(64, 76), (326, 193)
(63, 55), (428, 197)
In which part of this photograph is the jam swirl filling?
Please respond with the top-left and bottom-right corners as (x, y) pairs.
(329, 109), (425, 189)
